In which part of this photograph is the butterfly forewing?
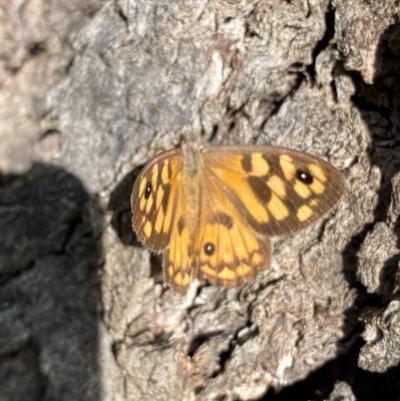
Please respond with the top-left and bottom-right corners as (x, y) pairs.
(202, 146), (345, 237)
(131, 149), (183, 251)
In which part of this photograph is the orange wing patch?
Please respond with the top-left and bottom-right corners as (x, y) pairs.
(194, 173), (271, 288)
(131, 150), (182, 251)
(163, 216), (194, 294)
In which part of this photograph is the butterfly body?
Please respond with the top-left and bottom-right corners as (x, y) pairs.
(179, 142), (202, 237)
(131, 143), (345, 294)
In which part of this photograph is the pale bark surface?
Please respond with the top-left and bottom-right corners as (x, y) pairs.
(1, 1), (400, 400)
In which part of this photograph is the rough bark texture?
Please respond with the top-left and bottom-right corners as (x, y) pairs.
(1, 1), (400, 400)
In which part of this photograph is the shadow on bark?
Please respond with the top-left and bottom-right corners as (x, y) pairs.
(0, 163), (103, 401)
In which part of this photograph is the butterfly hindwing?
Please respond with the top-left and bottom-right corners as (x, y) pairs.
(131, 149), (183, 251)
(202, 146), (345, 237)
(163, 212), (194, 294)
(193, 170), (271, 288)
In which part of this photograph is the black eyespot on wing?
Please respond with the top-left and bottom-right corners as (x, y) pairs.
(204, 242), (215, 256)
(296, 170), (313, 185)
(145, 182), (152, 199)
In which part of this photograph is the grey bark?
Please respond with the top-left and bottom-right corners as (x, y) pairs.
(1, 0), (400, 400)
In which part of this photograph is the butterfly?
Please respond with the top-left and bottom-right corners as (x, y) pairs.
(131, 142), (345, 294)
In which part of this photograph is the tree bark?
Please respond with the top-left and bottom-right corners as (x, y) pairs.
(1, 1), (400, 400)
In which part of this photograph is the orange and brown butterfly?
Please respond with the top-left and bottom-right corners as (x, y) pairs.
(131, 142), (345, 294)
